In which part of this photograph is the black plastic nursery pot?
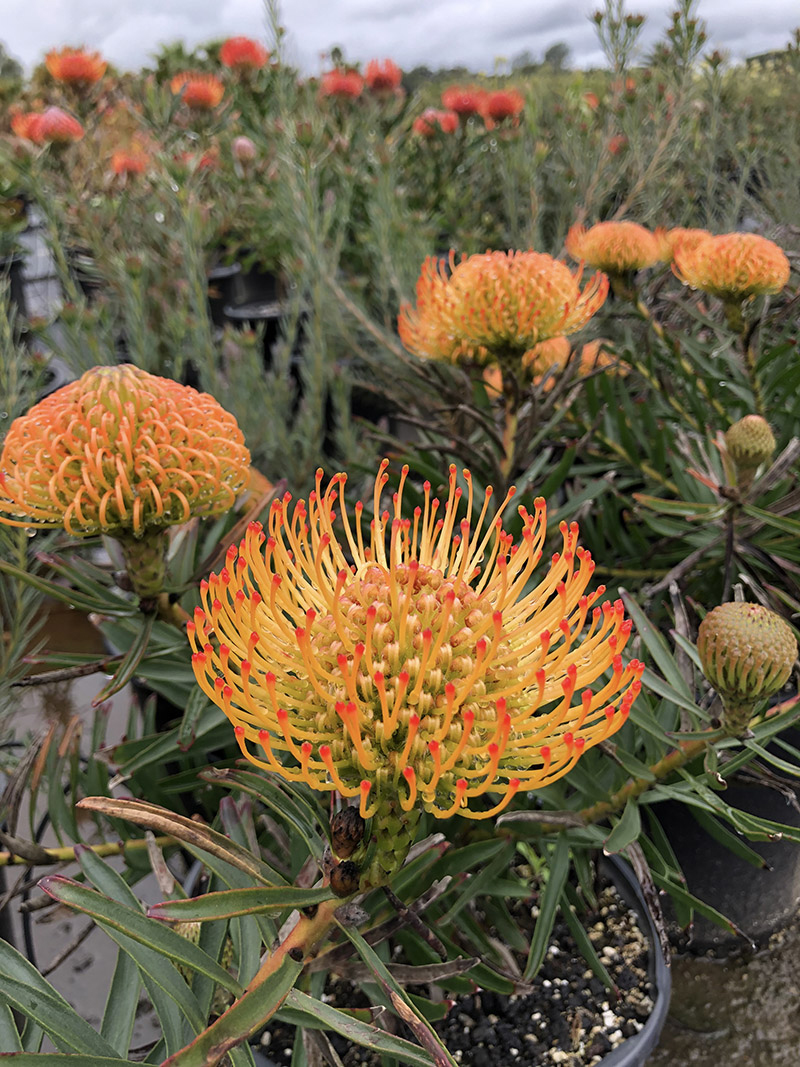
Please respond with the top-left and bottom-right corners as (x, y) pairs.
(250, 855), (671, 1067)
(656, 780), (800, 953)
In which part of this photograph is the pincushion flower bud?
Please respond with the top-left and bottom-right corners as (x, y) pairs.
(232, 135), (256, 162)
(0, 365), (250, 601)
(38, 107), (84, 145)
(219, 36), (268, 73)
(398, 250), (608, 371)
(698, 602), (797, 735)
(725, 415), (776, 492)
(170, 72), (225, 110)
(190, 462), (644, 886)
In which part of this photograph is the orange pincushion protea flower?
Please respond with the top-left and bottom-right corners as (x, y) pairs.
(111, 146), (151, 177)
(365, 59), (403, 93)
(481, 89), (524, 126)
(0, 364), (250, 538)
(658, 227), (712, 261)
(320, 69), (365, 99)
(10, 111), (45, 144)
(190, 461), (643, 882)
(45, 47), (107, 87)
(566, 221), (664, 274)
(37, 107), (84, 144)
(170, 72), (225, 110)
(441, 85), (487, 116)
(673, 232), (790, 300)
(413, 109), (458, 136)
(398, 250), (608, 367)
(219, 36), (269, 72)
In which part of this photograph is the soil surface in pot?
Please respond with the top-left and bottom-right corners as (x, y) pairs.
(258, 878), (656, 1066)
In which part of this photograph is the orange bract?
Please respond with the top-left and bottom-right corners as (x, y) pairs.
(45, 47), (106, 87)
(0, 365), (250, 538)
(190, 462), (644, 821)
(673, 232), (790, 300)
(219, 36), (268, 72)
(398, 250), (608, 366)
(566, 221), (664, 274)
(170, 72), (225, 110)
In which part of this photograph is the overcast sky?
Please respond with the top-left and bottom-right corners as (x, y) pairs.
(2, 0), (797, 75)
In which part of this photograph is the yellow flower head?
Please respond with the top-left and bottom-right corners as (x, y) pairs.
(398, 250), (608, 367)
(566, 221), (664, 274)
(190, 462), (644, 826)
(673, 232), (790, 300)
(0, 364), (250, 538)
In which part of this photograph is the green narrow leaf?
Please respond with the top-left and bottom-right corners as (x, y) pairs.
(159, 952), (302, 1067)
(148, 885), (334, 922)
(560, 886), (615, 991)
(39, 876), (243, 998)
(620, 590), (695, 698)
(99, 948), (140, 1055)
(92, 612), (154, 705)
(335, 924), (457, 1067)
(523, 834), (571, 981)
(0, 999), (23, 1052)
(0, 973), (122, 1058)
(0, 1057), (138, 1066)
(177, 685), (212, 750)
(603, 798), (642, 854)
(689, 807), (767, 869)
(277, 989), (437, 1067)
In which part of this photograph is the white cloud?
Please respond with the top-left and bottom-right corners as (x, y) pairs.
(1, 0), (796, 73)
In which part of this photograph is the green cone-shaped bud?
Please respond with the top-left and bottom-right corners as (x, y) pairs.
(725, 415), (776, 491)
(698, 602), (797, 735)
(362, 794), (422, 890)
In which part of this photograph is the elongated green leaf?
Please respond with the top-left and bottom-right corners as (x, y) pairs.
(523, 834), (571, 980)
(0, 559), (132, 615)
(742, 503), (800, 536)
(0, 974), (122, 1058)
(160, 953), (302, 1067)
(177, 685), (212, 750)
(277, 988), (437, 1067)
(149, 885), (334, 922)
(336, 924), (457, 1067)
(92, 612), (154, 705)
(621, 591), (694, 698)
(0, 999), (23, 1052)
(689, 807), (767, 869)
(0, 1057), (137, 1066)
(99, 948), (140, 1055)
(633, 495), (722, 519)
(77, 796), (277, 884)
(560, 886), (615, 991)
(39, 876), (243, 997)
(603, 798), (642, 854)
(744, 739), (800, 777)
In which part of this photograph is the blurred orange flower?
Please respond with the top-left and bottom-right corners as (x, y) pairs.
(219, 36), (269, 72)
(170, 72), (225, 110)
(38, 107), (84, 144)
(673, 232), (790, 300)
(10, 111), (45, 144)
(365, 59), (403, 93)
(481, 89), (524, 126)
(45, 46), (106, 87)
(412, 108), (458, 136)
(566, 221), (663, 274)
(111, 147), (151, 177)
(399, 250), (608, 367)
(441, 85), (487, 116)
(658, 227), (712, 261)
(320, 69), (364, 99)
(190, 461), (644, 833)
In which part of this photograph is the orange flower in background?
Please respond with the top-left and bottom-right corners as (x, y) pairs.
(110, 147), (151, 177)
(10, 111), (44, 144)
(673, 232), (790, 300)
(190, 461), (643, 841)
(170, 72), (225, 110)
(38, 107), (84, 144)
(0, 364), (250, 539)
(481, 89), (524, 126)
(566, 221), (663, 274)
(320, 68), (364, 99)
(441, 84), (487, 116)
(398, 250), (608, 367)
(658, 227), (712, 261)
(412, 108), (458, 136)
(45, 46), (106, 87)
(365, 59), (403, 93)
(583, 91), (600, 110)
(219, 36), (269, 72)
